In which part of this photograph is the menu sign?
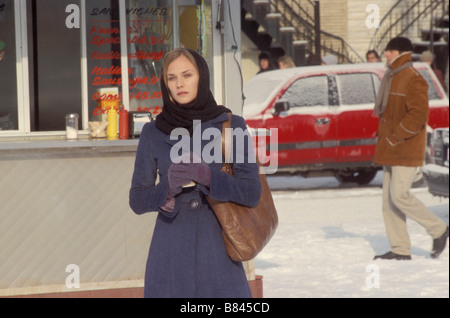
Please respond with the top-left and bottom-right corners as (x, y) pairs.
(86, 1), (173, 120)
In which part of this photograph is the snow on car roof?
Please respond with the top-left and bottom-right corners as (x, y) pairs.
(252, 62), (387, 80)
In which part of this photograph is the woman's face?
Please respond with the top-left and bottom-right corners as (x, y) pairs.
(166, 55), (199, 105)
(279, 61), (288, 69)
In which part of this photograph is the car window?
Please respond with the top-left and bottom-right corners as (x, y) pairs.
(336, 73), (376, 105)
(372, 73), (381, 97)
(417, 69), (442, 101)
(243, 78), (283, 117)
(281, 76), (328, 107)
(244, 78), (282, 106)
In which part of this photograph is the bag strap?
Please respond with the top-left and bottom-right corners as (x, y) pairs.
(221, 112), (262, 174)
(221, 113), (233, 173)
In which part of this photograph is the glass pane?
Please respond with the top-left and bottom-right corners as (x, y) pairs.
(372, 73), (381, 97)
(126, 0), (174, 116)
(281, 76), (329, 107)
(29, 0), (82, 131)
(179, 0), (213, 87)
(243, 78), (283, 117)
(337, 73), (376, 105)
(0, 0), (18, 131)
(418, 69), (442, 101)
(85, 0), (122, 121)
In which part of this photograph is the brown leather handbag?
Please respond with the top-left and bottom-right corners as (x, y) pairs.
(206, 113), (278, 262)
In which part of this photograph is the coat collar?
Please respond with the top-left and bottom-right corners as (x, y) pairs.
(390, 52), (412, 70)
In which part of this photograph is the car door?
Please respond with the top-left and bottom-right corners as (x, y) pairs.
(416, 67), (449, 129)
(262, 74), (337, 168)
(333, 71), (381, 164)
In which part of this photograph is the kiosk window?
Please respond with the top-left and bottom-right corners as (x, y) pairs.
(125, 0), (174, 115)
(0, 0), (18, 131)
(0, 0), (214, 135)
(26, 0), (82, 131)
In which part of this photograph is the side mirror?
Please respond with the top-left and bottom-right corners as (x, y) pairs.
(272, 100), (290, 116)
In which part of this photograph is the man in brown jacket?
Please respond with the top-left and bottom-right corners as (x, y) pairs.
(373, 37), (449, 260)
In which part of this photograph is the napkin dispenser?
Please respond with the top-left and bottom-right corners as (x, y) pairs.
(129, 111), (153, 138)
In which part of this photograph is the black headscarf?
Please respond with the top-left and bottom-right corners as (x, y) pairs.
(155, 49), (230, 135)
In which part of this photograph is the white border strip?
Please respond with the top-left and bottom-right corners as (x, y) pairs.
(15, 0), (30, 133)
(119, 0), (130, 110)
(80, 0), (89, 130)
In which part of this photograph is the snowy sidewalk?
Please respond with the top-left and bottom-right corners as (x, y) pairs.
(256, 173), (449, 298)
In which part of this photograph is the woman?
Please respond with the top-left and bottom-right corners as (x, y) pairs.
(277, 55), (295, 69)
(129, 48), (261, 298)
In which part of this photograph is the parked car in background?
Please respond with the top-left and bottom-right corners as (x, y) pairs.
(422, 127), (449, 197)
(243, 62), (449, 184)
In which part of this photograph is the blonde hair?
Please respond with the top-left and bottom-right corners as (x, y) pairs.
(277, 55), (296, 68)
(162, 48), (199, 86)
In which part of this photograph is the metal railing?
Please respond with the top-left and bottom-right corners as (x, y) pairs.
(370, 0), (448, 55)
(269, 0), (364, 63)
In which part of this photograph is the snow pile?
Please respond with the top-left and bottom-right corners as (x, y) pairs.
(256, 173), (449, 298)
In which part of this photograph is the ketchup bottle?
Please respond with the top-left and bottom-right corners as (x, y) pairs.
(118, 106), (129, 140)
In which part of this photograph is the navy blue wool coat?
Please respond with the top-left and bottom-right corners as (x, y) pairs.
(129, 112), (261, 298)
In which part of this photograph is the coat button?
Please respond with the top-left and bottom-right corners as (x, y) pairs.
(189, 199), (199, 210)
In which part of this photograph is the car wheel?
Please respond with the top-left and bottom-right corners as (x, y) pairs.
(335, 169), (378, 185)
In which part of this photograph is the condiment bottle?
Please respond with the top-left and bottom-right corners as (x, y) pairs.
(107, 106), (118, 140)
(118, 106), (129, 140)
(66, 114), (78, 139)
(65, 113), (79, 140)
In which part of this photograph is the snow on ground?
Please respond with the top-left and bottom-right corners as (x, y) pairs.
(256, 172), (449, 298)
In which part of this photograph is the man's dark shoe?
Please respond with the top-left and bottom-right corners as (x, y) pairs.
(431, 226), (449, 259)
(373, 251), (411, 260)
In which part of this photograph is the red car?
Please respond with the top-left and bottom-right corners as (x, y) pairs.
(243, 62), (449, 184)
